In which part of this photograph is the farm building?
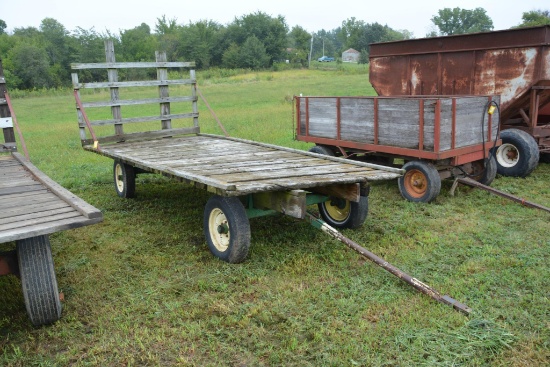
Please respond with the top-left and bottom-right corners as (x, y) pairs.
(342, 48), (360, 63)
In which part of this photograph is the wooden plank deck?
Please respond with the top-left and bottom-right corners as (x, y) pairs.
(0, 153), (103, 243)
(88, 134), (402, 196)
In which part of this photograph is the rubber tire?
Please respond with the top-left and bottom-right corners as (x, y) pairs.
(308, 145), (335, 156)
(494, 129), (539, 177)
(318, 196), (369, 229)
(113, 160), (136, 198)
(203, 196), (251, 264)
(398, 161), (441, 203)
(471, 155), (497, 186)
(16, 236), (62, 326)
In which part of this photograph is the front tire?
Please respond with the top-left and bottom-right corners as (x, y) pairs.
(398, 161), (441, 203)
(17, 236), (62, 326)
(204, 196), (251, 264)
(113, 160), (136, 198)
(309, 145), (335, 156)
(318, 196), (369, 229)
(470, 155), (497, 186)
(494, 129), (539, 177)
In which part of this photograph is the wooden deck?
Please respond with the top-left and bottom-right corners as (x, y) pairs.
(87, 134), (402, 196)
(0, 153), (103, 243)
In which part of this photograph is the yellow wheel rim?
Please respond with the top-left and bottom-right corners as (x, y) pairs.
(208, 208), (230, 252)
(115, 164), (124, 192)
(323, 199), (351, 222)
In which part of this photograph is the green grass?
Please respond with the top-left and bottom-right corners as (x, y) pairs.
(1, 68), (549, 366)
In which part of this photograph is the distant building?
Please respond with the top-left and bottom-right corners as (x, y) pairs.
(342, 48), (360, 63)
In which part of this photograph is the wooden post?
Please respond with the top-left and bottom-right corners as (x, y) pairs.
(0, 60), (16, 148)
(156, 51), (171, 130)
(105, 40), (123, 136)
(190, 70), (199, 129)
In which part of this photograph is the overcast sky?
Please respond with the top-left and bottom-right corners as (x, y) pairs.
(1, 0), (548, 38)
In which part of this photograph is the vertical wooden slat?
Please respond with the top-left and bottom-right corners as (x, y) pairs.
(305, 98), (310, 137)
(295, 97), (301, 137)
(418, 99), (424, 151)
(156, 51), (171, 130)
(105, 40), (123, 136)
(374, 98), (379, 145)
(434, 99), (441, 153)
(451, 98), (456, 149)
(529, 89), (539, 128)
(0, 60), (16, 147)
(71, 73), (87, 142)
(190, 70), (199, 129)
(336, 97), (341, 140)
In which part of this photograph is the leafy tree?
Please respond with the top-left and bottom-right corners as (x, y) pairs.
(221, 42), (240, 69)
(225, 12), (288, 65)
(0, 19), (6, 35)
(155, 15), (178, 35)
(120, 23), (157, 61)
(431, 7), (493, 35)
(176, 20), (222, 68)
(68, 27), (109, 82)
(516, 10), (550, 27)
(9, 44), (51, 88)
(240, 35), (269, 69)
(287, 26), (311, 64)
(358, 49), (369, 64)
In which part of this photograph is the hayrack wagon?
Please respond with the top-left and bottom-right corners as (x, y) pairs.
(369, 25), (550, 177)
(295, 95), (500, 202)
(0, 61), (103, 326)
(70, 41), (402, 264)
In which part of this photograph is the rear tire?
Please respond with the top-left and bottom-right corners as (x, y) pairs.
(470, 155), (497, 186)
(113, 160), (136, 198)
(398, 161), (441, 203)
(204, 196), (251, 264)
(318, 196), (368, 229)
(17, 236), (62, 326)
(494, 129), (539, 177)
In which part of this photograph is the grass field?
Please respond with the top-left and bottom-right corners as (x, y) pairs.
(0, 66), (549, 366)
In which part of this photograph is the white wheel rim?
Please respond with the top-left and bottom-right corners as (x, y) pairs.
(115, 164), (124, 192)
(209, 208), (230, 252)
(496, 143), (519, 168)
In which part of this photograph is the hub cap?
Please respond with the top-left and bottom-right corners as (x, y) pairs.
(209, 208), (230, 251)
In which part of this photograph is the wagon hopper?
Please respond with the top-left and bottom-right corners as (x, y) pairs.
(369, 25), (550, 176)
(0, 61), (103, 326)
(295, 95), (500, 202)
(71, 41), (402, 264)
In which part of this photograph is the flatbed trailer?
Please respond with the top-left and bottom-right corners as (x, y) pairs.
(369, 25), (550, 176)
(71, 41), (402, 264)
(295, 95), (500, 202)
(0, 61), (103, 326)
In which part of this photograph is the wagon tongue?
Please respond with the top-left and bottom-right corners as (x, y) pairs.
(305, 212), (472, 315)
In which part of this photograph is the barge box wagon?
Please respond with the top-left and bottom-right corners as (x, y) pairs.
(369, 25), (550, 175)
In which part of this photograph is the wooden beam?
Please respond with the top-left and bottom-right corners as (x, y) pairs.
(310, 183), (360, 202)
(252, 190), (307, 219)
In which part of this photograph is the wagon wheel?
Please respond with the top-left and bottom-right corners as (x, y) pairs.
(493, 129), (539, 177)
(203, 196), (251, 264)
(318, 196), (368, 229)
(469, 155), (497, 186)
(16, 235), (62, 326)
(308, 145), (335, 156)
(113, 160), (136, 198)
(398, 161), (441, 203)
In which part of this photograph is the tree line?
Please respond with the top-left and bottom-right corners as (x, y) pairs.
(0, 8), (548, 91)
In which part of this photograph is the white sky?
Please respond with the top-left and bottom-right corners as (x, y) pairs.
(1, 0), (548, 37)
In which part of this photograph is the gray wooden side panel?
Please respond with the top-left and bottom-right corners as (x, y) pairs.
(378, 98), (421, 149)
(306, 98), (338, 139)
(453, 96), (499, 148)
(340, 98), (375, 143)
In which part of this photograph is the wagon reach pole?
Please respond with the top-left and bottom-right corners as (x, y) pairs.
(452, 177), (550, 214)
(305, 213), (472, 315)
